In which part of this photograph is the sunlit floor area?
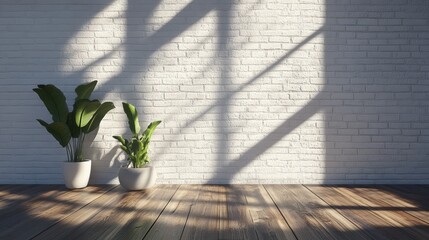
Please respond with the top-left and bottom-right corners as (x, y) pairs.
(1, 184), (428, 240)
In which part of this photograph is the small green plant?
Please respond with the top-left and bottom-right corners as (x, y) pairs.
(113, 102), (161, 168)
(34, 81), (115, 162)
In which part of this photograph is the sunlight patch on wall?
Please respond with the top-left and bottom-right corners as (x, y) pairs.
(204, 1), (327, 183)
(59, 0), (127, 82)
(147, 10), (220, 151)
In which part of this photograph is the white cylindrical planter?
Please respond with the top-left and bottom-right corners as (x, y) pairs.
(63, 160), (91, 189)
(118, 166), (156, 191)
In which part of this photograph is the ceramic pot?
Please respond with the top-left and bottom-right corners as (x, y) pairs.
(118, 166), (156, 191)
(63, 160), (91, 189)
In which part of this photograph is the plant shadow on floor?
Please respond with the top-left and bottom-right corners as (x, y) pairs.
(0, 185), (429, 239)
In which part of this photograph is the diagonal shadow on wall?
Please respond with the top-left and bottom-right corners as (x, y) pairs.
(97, 0), (235, 183)
(139, 2), (326, 184)
(322, 0), (429, 184)
(206, 0), (429, 184)
(4, 0), (429, 184)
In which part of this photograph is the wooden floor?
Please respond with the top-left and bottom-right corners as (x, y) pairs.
(1, 185), (428, 240)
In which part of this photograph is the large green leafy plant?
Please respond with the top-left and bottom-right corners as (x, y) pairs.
(34, 81), (115, 162)
(113, 102), (161, 168)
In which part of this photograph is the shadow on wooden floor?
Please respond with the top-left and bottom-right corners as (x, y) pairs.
(0, 184), (428, 240)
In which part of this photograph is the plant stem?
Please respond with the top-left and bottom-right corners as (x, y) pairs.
(80, 133), (86, 161)
(74, 132), (86, 162)
(65, 143), (71, 162)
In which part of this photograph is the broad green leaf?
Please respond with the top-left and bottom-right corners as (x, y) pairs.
(67, 111), (80, 138)
(33, 84), (68, 122)
(75, 80), (97, 100)
(75, 99), (101, 128)
(136, 149), (143, 161)
(120, 145), (129, 154)
(122, 102), (140, 136)
(143, 138), (150, 152)
(113, 135), (126, 146)
(41, 122), (71, 147)
(36, 119), (49, 128)
(141, 152), (149, 164)
(137, 141), (144, 160)
(142, 120), (161, 142)
(131, 138), (140, 153)
(82, 102), (115, 133)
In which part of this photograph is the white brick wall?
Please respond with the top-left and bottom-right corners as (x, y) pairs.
(0, 0), (428, 184)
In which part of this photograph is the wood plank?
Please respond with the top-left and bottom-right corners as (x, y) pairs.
(0, 185), (32, 198)
(264, 185), (333, 240)
(36, 185), (178, 240)
(386, 185), (429, 209)
(0, 185), (62, 223)
(143, 185), (201, 240)
(181, 185), (220, 240)
(218, 185), (296, 240)
(334, 186), (429, 240)
(54, 185), (177, 239)
(219, 185), (258, 240)
(0, 185), (114, 240)
(0, 184), (32, 207)
(1, 184), (428, 240)
(78, 190), (151, 240)
(0, 185), (57, 209)
(269, 185), (370, 240)
(308, 185), (421, 240)
(352, 186), (429, 224)
(293, 185), (371, 240)
(32, 186), (124, 240)
(250, 185), (297, 240)
(111, 184), (179, 240)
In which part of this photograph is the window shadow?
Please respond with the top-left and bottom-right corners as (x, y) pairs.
(92, 0), (232, 183)
(323, 0), (429, 184)
(0, 0), (116, 183)
(2, 0), (429, 184)
(207, 0), (429, 184)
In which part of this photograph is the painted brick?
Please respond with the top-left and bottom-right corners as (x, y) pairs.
(0, 0), (428, 184)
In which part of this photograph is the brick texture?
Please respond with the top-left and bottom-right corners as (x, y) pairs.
(0, 0), (428, 184)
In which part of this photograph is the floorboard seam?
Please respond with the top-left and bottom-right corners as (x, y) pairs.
(303, 185), (376, 240)
(330, 186), (410, 229)
(178, 185), (192, 240)
(29, 185), (118, 240)
(217, 185), (222, 240)
(262, 184), (299, 240)
(179, 185), (196, 239)
(348, 186), (429, 227)
(377, 186), (429, 225)
(248, 186), (261, 240)
(141, 185), (181, 240)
